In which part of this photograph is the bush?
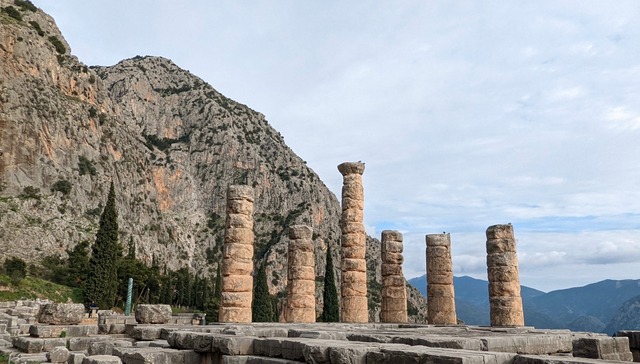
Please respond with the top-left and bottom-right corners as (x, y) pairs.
(2, 6), (23, 21)
(48, 35), (66, 54)
(78, 156), (97, 176)
(51, 179), (72, 195)
(29, 20), (44, 36)
(14, 0), (37, 12)
(20, 186), (41, 199)
(4, 257), (27, 285)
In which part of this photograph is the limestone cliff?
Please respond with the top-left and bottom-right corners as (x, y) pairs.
(0, 0), (427, 321)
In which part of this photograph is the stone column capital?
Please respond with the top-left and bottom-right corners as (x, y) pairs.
(338, 162), (365, 176)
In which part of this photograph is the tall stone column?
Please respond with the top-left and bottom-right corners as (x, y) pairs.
(285, 225), (316, 323)
(338, 161), (368, 323)
(486, 224), (525, 327)
(219, 185), (254, 323)
(381, 230), (407, 323)
(426, 233), (457, 325)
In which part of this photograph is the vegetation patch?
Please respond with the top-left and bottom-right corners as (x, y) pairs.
(14, 0), (37, 12)
(48, 35), (66, 54)
(1, 6), (22, 21)
(29, 20), (44, 36)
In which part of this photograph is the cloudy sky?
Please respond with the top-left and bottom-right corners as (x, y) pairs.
(33, 1), (640, 292)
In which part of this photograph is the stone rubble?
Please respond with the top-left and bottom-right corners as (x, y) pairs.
(0, 301), (637, 363)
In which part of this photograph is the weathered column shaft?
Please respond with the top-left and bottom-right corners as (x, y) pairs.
(486, 224), (524, 327)
(338, 161), (368, 323)
(426, 233), (457, 325)
(286, 225), (316, 323)
(381, 230), (407, 323)
(219, 185), (254, 323)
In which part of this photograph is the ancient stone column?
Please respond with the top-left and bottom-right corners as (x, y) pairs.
(425, 233), (457, 325)
(338, 161), (368, 323)
(381, 230), (407, 323)
(486, 224), (525, 327)
(219, 185), (254, 323)
(285, 225), (316, 323)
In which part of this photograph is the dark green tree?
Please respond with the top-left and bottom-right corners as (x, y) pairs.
(4, 257), (27, 285)
(66, 240), (90, 286)
(84, 182), (121, 309)
(206, 264), (222, 321)
(320, 246), (339, 322)
(252, 263), (274, 322)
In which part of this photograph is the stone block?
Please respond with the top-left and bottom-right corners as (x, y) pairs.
(109, 324), (126, 334)
(120, 347), (187, 364)
(68, 352), (87, 364)
(483, 333), (573, 355)
(37, 303), (85, 325)
(134, 305), (171, 324)
(68, 336), (112, 352)
(47, 346), (70, 363)
(148, 340), (171, 348)
(513, 355), (628, 363)
(81, 355), (122, 364)
(12, 336), (66, 353)
(130, 326), (162, 341)
(573, 336), (633, 361)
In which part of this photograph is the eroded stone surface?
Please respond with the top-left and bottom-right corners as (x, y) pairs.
(381, 230), (407, 323)
(426, 233), (457, 325)
(134, 304), (172, 324)
(486, 224), (525, 327)
(37, 303), (84, 325)
(338, 162), (368, 323)
(220, 185), (255, 323)
(286, 225), (316, 323)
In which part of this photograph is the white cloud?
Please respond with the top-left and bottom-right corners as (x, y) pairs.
(32, 0), (640, 291)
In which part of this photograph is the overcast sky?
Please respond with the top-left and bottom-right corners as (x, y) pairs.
(33, 1), (640, 292)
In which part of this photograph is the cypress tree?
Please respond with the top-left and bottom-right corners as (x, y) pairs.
(252, 264), (274, 322)
(84, 182), (121, 309)
(320, 246), (339, 322)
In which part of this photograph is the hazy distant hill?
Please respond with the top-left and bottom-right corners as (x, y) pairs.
(408, 275), (640, 333)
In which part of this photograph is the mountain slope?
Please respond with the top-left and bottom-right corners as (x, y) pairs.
(0, 0), (427, 320)
(408, 275), (640, 332)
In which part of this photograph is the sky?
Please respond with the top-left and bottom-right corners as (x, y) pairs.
(32, 1), (640, 292)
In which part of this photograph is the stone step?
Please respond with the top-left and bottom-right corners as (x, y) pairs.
(29, 324), (98, 338)
(11, 336), (66, 353)
(514, 355), (632, 363)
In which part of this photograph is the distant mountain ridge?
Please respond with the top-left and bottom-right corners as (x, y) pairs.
(408, 275), (640, 334)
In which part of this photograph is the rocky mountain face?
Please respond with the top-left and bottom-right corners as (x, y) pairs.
(0, 0), (427, 321)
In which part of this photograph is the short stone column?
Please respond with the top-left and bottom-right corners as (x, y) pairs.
(486, 224), (525, 327)
(426, 233), (457, 325)
(381, 230), (407, 323)
(285, 225), (316, 323)
(219, 185), (254, 323)
(338, 161), (368, 323)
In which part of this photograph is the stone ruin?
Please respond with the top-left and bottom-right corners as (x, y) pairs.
(426, 233), (457, 325)
(380, 230), (407, 323)
(486, 224), (525, 327)
(1, 161), (638, 362)
(337, 161), (369, 323)
(1, 301), (637, 363)
(219, 185), (255, 323)
(285, 225), (316, 323)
